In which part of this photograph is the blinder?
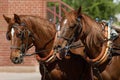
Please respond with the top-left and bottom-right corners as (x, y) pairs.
(19, 22), (32, 38)
(17, 30), (25, 40)
(67, 15), (82, 43)
(6, 31), (11, 40)
(18, 29), (32, 40)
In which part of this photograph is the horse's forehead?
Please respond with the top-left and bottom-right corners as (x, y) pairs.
(11, 28), (15, 37)
(63, 13), (76, 24)
(63, 19), (68, 24)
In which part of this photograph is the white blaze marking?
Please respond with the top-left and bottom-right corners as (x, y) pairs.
(64, 19), (68, 24)
(57, 24), (60, 31)
(11, 28), (15, 37)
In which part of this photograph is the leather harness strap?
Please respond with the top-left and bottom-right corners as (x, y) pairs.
(36, 50), (56, 63)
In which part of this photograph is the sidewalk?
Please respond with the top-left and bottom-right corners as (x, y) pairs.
(0, 72), (41, 80)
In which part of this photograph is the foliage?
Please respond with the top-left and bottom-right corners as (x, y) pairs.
(62, 0), (120, 21)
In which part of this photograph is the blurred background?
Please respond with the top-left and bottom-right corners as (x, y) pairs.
(48, 0), (120, 25)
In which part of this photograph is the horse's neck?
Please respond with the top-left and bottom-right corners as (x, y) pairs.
(23, 16), (56, 57)
(32, 24), (55, 48)
(82, 19), (105, 58)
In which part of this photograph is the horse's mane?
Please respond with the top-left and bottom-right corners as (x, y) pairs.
(20, 15), (55, 35)
(9, 15), (56, 36)
(80, 13), (106, 56)
(112, 25), (120, 33)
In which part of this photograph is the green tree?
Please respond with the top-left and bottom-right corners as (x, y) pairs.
(62, 0), (120, 20)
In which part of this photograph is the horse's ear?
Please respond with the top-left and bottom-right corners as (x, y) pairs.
(77, 6), (82, 15)
(62, 8), (68, 15)
(76, 6), (82, 22)
(3, 14), (11, 23)
(14, 14), (21, 24)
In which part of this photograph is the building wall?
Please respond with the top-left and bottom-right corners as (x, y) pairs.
(0, 0), (46, 67)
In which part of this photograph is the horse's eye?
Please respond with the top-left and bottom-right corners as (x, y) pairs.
(17, 32), (25, 40)
(17, 33), (22, 38)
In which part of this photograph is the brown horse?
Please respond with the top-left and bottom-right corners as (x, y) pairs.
(3, 14), (56, 64)
(3, 14), (92, 80)
(53, 6), (120, 80)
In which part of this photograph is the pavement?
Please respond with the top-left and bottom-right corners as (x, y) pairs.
(0, 72), (41, 80)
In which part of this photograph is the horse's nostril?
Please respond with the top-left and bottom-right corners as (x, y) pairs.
(12, 57), (23, 64)
(13, 57), (17, 60)
(13, 57), (19, 62)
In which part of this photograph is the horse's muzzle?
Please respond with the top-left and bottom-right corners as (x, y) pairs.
(11, 56), (23, 64)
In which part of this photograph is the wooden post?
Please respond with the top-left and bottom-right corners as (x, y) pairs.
(58, 0), (61, 22)
(46, 0), (73, 23)
(53, 6), (56, 23)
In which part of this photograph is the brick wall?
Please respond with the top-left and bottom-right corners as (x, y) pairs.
(0, 0), (47, 30)
(0, 31), (37, 66)
(0, 0), (47, 67)
(0, 0), (8, 30)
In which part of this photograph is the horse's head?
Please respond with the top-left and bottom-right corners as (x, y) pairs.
(54, 7), (83, 52)
(54, 6), (108, 62)
(3, 14), (33, 64)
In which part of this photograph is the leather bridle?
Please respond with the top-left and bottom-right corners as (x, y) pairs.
(10, 22), (34, 57)
(57, 17), (83, 51)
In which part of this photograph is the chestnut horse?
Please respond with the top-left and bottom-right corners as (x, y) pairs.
(53, 7), (120, 80)
(3, 14), (91, 80)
